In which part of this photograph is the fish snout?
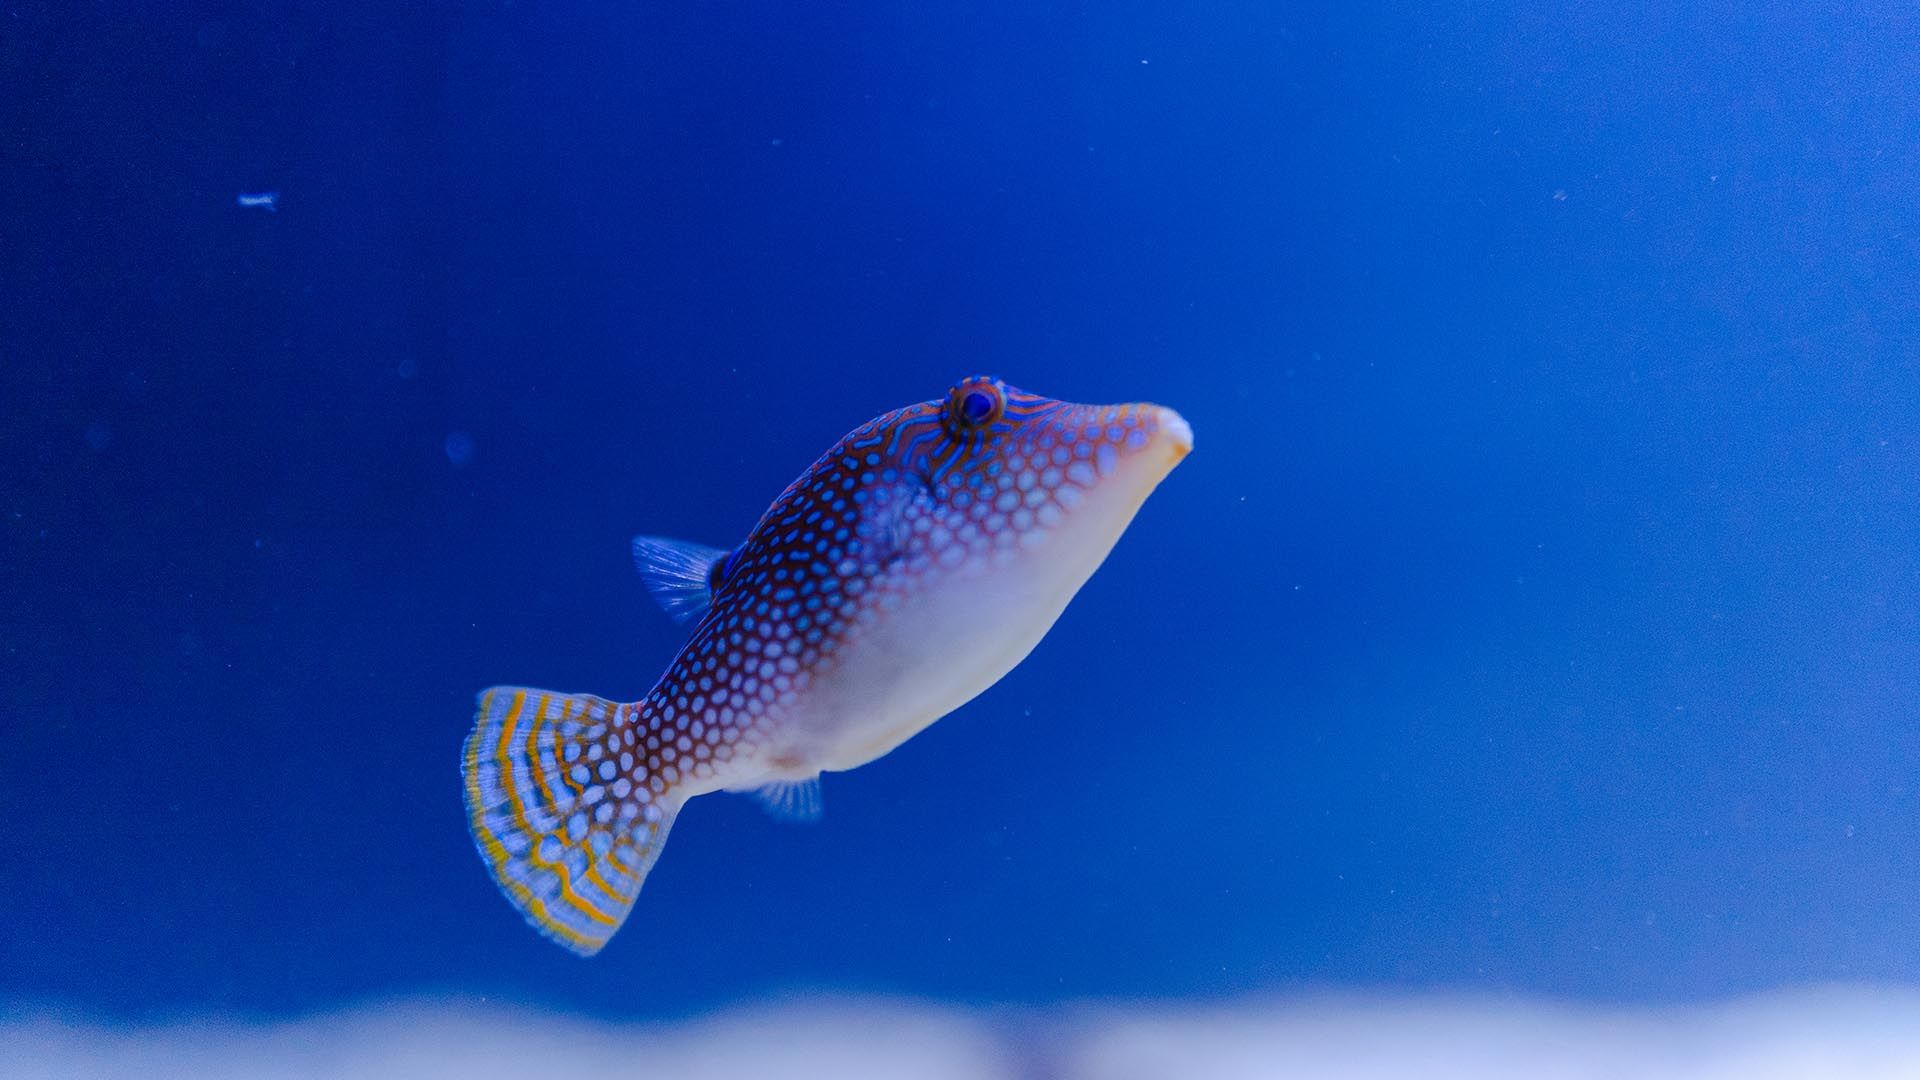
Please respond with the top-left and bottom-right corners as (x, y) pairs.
(1078, 402), (1191, 497)
(1153, 405), (1194, 461)
(1116, 404), (1191, 478)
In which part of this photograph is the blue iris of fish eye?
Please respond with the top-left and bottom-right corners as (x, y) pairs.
(960, 390), (995, 424)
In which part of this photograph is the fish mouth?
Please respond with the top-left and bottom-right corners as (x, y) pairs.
(1155, 406), (1194, 459)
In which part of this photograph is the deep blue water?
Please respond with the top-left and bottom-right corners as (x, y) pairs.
(4, 1), (1918, 1022)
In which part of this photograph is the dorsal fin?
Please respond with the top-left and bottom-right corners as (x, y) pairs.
(631, 535), (730, 624)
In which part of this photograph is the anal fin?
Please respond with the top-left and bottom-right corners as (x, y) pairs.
(752, 777), (823, 823)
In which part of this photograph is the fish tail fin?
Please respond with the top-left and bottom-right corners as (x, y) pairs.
(461, 686), (679, 955)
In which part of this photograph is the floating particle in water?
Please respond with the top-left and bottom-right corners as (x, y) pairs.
(84, 421), (112, 451)
(444, 431), (475, 467)
(236, 192), (278, 212)
(396, 357), (419, 379)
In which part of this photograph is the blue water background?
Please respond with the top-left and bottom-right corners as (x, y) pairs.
(4, 2), (1918, 1020)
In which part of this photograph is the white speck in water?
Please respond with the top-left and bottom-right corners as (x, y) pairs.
(236, 191), (278, 212)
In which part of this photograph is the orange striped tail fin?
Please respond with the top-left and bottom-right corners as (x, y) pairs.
(461, 687), (677, 955)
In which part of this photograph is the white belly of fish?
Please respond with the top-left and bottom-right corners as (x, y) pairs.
(786, 455), (1174, 776)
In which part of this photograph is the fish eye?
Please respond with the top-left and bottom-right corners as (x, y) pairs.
(947, 379), (1004, 429)
(961, 391), (994, 423)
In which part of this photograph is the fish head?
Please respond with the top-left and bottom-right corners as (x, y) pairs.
(893, 374), (1192, 563)
(725, 376), (1191, 771)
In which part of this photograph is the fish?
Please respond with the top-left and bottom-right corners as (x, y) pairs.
(461, 376), (1193, 954)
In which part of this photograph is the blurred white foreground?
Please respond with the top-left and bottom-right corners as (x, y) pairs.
(7, 986), (1920, 1079)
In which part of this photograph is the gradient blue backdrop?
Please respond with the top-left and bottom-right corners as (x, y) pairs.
(4, 1), (1918, 1019)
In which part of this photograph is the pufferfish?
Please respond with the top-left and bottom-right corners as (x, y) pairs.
(462, 376), (1192, 954)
